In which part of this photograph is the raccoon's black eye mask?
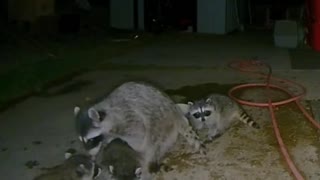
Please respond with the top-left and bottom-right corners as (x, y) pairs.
(192, 110), (211, 120)
(204, 110), (211, 116)
(193, 112), (201, 119)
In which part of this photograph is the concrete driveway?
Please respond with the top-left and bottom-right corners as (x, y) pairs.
(1, 32), (320, 180)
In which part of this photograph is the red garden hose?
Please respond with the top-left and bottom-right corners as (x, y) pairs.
(228, 60), (320, 180)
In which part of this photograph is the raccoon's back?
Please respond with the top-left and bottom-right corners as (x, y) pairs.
(207, 94), (238, 111)
(107, 82), (173, 107)
(96, 82), (181, 148)
(98, 81), (178, 122)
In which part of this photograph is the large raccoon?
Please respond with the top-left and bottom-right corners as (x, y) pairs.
(180, 93), (260, 141)
(33, 153), (101, 180)
(74, 81), (205, 180)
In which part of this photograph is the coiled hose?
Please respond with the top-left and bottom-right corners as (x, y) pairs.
(228, 60), (320, 180)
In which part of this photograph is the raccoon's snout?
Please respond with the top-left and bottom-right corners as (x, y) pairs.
(83, 134), (104, 150)
(201, 117), (206, 122)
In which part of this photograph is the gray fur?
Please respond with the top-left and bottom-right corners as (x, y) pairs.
(185, 94), (260, 141)
(74, 81), (205, 180)
(96, 138), (142, 180)
(34, 153), (101, 180)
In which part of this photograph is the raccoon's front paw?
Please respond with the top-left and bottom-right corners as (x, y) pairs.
(199, 143), (207, 155)
(194, 140), (207, 155)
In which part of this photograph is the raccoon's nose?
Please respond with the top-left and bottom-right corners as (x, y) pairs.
(201, 117), (206, 122)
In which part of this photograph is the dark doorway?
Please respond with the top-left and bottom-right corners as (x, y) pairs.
(144, 0), (197, 33)
(0, 0), (8, 23)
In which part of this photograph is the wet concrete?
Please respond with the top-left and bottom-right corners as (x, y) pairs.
(165, 83), (239, 102)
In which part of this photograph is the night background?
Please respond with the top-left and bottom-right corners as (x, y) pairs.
(1, 0), (320, 180)
(0, 0), (313, 109)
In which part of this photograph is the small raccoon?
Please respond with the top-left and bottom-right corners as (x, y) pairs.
(182, 94), (260, 141)
(74, 81), (205, 180)
(96, 138), (142, 180)
(33, 153), (101, 180)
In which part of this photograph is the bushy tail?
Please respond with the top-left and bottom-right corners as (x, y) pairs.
(238, 110), (260, 129)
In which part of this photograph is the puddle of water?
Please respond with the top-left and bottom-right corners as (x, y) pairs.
(165, 83), (240, 103)
(0, 71), (84, 112)
(96, 63), (218, 71)
(25, 160), (40, 169)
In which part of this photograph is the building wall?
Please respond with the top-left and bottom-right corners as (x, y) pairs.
(8, 0), (54, 22)
(197, 0), (245, 34)
(110, 0), (144, 30)
(197, 0), (226, 34)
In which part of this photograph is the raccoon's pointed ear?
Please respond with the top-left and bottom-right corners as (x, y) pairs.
(74, 106), (81, 116)
(88, 108), (101, 127)
(76, 164), (86, 177)
(98, 111), (106, 121)
(64, 152), (73, 159)
(205, 98), (211, 104)
(187, 101), (194, 106)
(108, 165), (114, 174)
(176, 103), (190, 115)
(135, 167), (142, 177)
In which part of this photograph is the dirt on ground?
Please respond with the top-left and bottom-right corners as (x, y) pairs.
(155, 87), (320, 180)
(1, 69), (320, 180)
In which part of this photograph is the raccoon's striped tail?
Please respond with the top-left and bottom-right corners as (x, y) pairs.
(238, 111), (260, 129)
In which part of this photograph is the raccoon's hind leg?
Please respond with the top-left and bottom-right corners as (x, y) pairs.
(237, 109), (260, 129)
(140, 146), (162, 180)
(139, 158), (153, 180)
(178, 116), (206, 155)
